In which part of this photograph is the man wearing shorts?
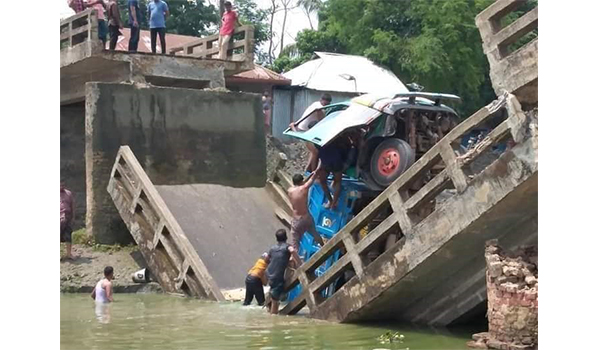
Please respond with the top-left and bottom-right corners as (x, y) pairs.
(317, 138), (347, 209)
(288, 167), (325, 253)
(60, 183), (75, 260)
(266, 229), (301, 314)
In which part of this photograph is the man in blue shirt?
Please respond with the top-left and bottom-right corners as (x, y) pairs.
(128, 0), (141, 52)
(148, 0), (169, 54)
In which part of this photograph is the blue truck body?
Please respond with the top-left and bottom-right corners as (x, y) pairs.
(287, 176), (371, 302)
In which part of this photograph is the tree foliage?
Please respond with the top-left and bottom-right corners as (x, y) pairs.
(165, 0), (219, 37)
(235, 0), (271, 62)
(271, 0), (503, 116)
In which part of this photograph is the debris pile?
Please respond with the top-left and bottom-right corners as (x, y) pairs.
(468, 240), (538, 350)
(266, 136), (310, 179)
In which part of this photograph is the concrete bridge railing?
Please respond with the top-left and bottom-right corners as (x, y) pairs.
(476, 0), (538, 104)
(169, 25), (255, 62)
(107, 146), (225, 301)
(60, 8), (100, 50)
(280, 91), (531, 317)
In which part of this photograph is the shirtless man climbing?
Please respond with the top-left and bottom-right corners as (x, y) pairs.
(288, 164), (325, 253)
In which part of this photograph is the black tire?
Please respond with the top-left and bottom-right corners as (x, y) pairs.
(361, 170), (385, 192)
(369, 138), (415, 188)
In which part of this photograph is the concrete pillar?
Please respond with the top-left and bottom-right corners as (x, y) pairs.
(85, 82), (265, 244)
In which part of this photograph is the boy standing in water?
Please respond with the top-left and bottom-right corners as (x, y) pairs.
(243, 253), (269, 306)
(91, 266), (114, 303)
(266, 229), (301, 314)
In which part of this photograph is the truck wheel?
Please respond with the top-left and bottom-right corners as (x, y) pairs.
(369, 138), (415, 188)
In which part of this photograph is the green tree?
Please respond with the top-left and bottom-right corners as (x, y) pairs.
(273, 0), (500, 116)
(271, 28), (345, 72)
(164, 0), (219, 37)
(235, 0), (271, 62)
(297, 0), (323, 30)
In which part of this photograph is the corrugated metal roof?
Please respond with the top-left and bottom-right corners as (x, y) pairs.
(108, 28), (198, 53)
(227, 65), (291, 85)
(282, 52), (409, 96)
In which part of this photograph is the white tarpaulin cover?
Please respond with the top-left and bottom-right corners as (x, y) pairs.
(283, 52), (409, 95)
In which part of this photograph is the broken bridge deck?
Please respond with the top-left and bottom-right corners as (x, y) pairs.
(155, 184), (285, 290)
(107, 146), (287, 300)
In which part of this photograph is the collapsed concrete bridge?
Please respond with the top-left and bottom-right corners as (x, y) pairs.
(61, 0), (538, 326)
(277, 91), (537, 324)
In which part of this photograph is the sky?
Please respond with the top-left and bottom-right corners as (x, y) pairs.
(59, 0), (316, 54)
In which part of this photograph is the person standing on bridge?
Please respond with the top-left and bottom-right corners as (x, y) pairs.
(148, 0), (170, 54)
(86, 1), (108, 47)
(219, 1), (241, 60)
(68, 0), (85, 13)
(127, 0), (141, 52)
(289, 165), (325, 253)
(266, 229), (301, 315)
(60, 182), (75, 260)
(107, 0), (123, 51)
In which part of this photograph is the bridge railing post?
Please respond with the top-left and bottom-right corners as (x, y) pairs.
(280, 92), (530, 316)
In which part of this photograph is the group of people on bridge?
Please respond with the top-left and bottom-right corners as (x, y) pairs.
(67, 0), (240, 58)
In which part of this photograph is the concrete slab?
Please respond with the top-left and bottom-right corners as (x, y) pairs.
(156, 184), (286, 289)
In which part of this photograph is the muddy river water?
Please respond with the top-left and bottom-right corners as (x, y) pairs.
(61, 294), (476, 350)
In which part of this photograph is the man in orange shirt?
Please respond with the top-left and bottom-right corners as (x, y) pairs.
(243, 253), (269, 306)
(219, 1), (241, 60)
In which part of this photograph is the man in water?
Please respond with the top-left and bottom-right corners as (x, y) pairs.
(91, 266), (114, 303)
(92, 266), (114, 324)
(60, 182), (75, 260)
(288, 165), (325, 253)
(243, 253), (269, 306)
(266, 229), (301, 314)
(289, 93), (332, 172)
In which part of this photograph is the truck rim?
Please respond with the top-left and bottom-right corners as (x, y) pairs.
(377, 148), (401, 176)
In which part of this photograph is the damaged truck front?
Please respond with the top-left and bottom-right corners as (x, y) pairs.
(284, 92), (461, 191)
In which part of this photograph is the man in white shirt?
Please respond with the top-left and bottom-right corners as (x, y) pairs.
(290, 93), (332, 172)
